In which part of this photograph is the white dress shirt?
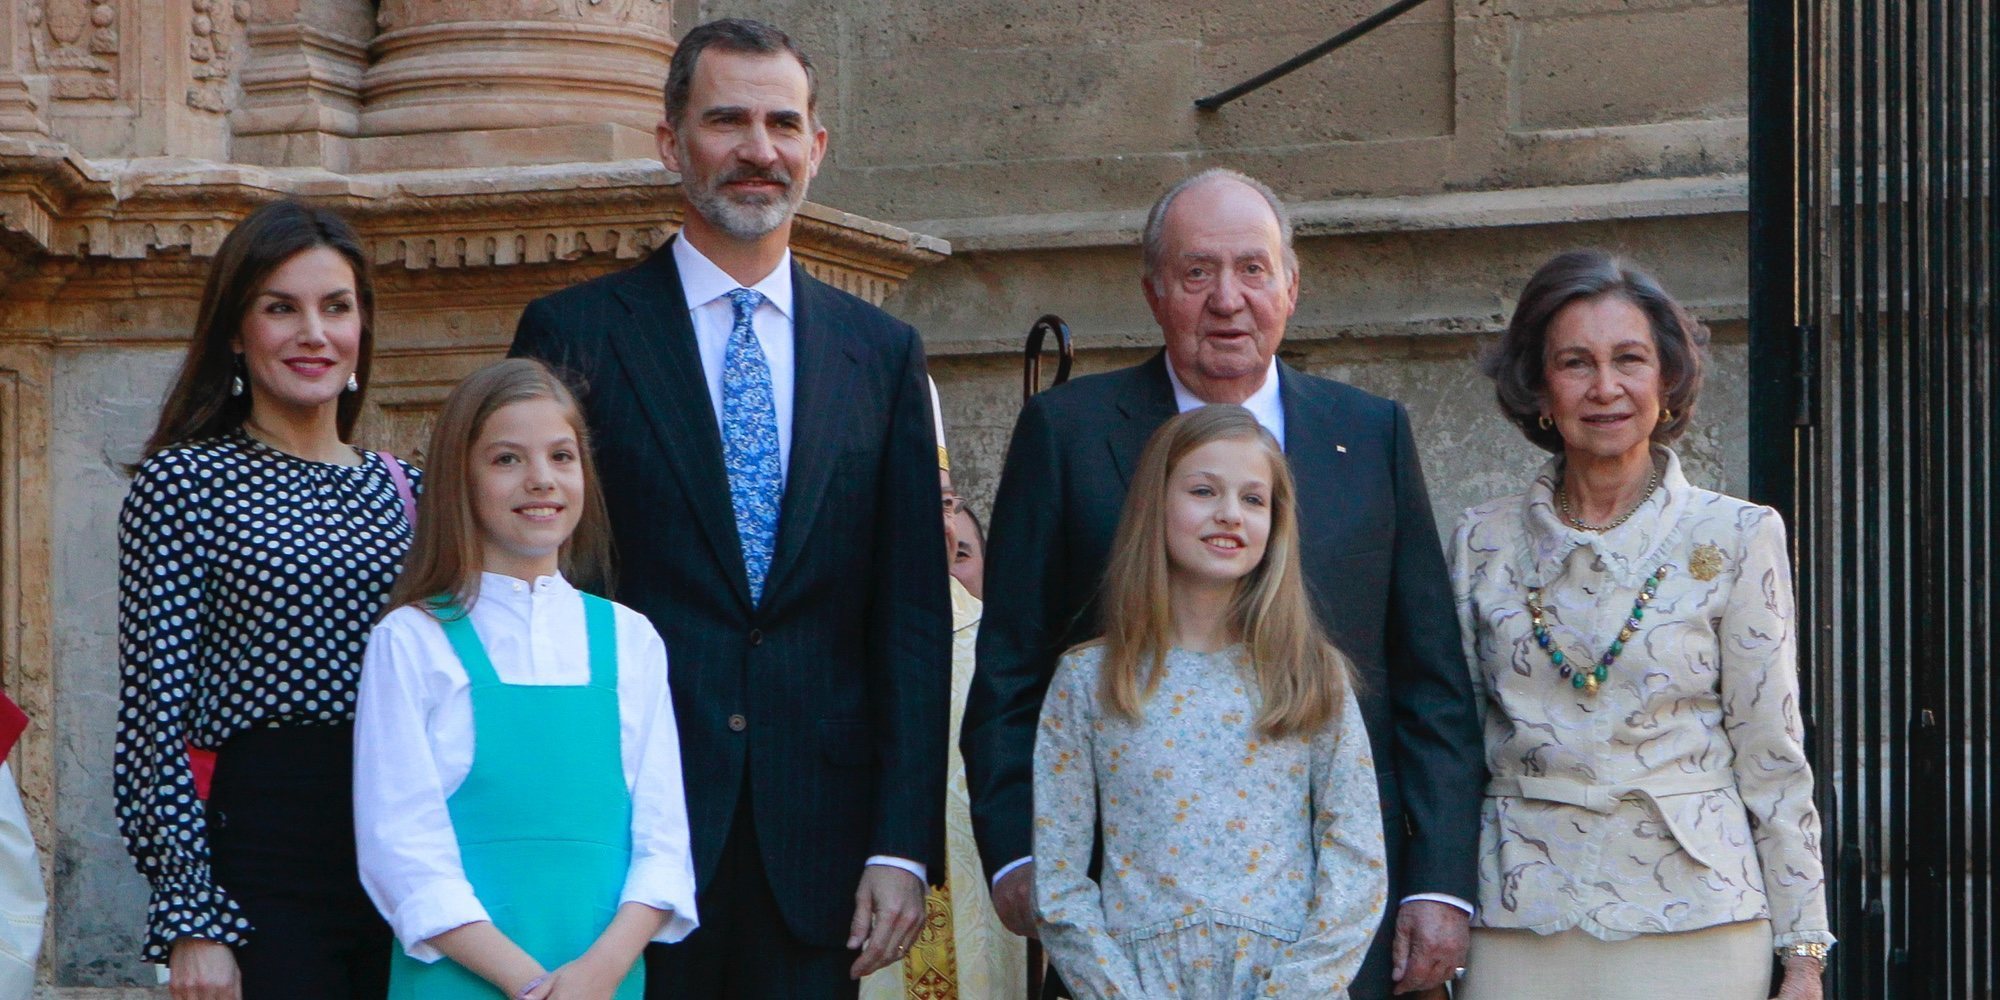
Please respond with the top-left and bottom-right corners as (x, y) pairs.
(1001, 356), (1476, 920)
(1165, 355), (1287, 448)
(674, 234), (796, 477)
(669, 233), (927, 886)
(354, 573), (699, 961)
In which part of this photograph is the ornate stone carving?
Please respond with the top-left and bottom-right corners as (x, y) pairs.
(27, 0), (119, 100)
(185, 0), (247, 113)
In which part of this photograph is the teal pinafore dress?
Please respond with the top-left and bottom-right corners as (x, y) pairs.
(387, 594), (644, 999)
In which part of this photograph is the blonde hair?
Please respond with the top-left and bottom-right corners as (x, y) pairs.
(387, 358), (615, 618)
(1093, 405), (1350, 739)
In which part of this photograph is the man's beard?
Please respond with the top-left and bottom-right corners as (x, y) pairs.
(682, 161), (807, 240)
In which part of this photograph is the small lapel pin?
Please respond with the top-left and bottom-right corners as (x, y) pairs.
(1335, 444), (1347, 453)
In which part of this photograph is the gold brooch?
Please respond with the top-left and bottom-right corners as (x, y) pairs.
(1689, 543), (1726, 581)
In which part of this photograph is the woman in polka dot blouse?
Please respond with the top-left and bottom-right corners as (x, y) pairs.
(114, 201), (418, 1000)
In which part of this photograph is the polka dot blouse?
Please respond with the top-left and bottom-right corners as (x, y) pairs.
(113, 432), (419, 962)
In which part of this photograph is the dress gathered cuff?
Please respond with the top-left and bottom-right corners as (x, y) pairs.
(620, 858), (700, 945)
(143, 874), (248, 964)
(1772, 928), (1837, 950)
(390, 878), (489, 963)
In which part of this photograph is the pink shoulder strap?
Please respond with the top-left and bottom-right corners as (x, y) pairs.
(378, 451), (417, 527)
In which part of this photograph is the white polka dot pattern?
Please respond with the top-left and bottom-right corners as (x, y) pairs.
(113, 432), (419, 962)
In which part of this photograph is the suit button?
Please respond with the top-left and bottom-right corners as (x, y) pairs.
(749, 629), (764, 646)
(728, 713), (748, 732)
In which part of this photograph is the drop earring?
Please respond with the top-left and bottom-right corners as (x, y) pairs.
(346, 372), (360, 393)
(230, 355), (246, 397)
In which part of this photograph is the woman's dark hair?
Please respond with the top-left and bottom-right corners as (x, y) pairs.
(140, 200), (374, 460)
(1480, 248), (1710, 453)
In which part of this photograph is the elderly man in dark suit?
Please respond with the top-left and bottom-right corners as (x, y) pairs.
(962, 169), (1487, 999)
(509, 18), (948, 1000)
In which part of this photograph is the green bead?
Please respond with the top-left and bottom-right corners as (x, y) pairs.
(1594, 664), (1609, 682)
(1645, 576), (1659, 588)
(1572, 673), (1588, 689)
(1632, 607), (1645, 620)
(1551, 650), (1565, 665)
(1609, 639), (1624, 655)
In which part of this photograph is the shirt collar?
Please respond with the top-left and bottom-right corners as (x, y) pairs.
(672, 233), (795, 320)
(1165, 355), (1283, 428)
(478, 570), (574, 599)
(1519, 445), (1694, 588)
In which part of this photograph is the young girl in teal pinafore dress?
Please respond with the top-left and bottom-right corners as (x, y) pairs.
(355, 360), (698, 1000)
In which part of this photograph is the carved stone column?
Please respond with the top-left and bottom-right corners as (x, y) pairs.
(229, 0), (373, 169)
(0, 0), (49, 135)
(355, 0), (674, 170)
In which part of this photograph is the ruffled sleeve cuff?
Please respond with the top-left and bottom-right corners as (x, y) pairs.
(388, 877), (489, 963)
(621, 855), (700, 945)
(143, 874), (251, 964)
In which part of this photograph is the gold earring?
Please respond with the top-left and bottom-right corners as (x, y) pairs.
(1660, 407), (1674, 422)
(1537, 414), (1553, 431)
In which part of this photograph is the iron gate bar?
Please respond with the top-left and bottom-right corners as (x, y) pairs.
(1751, 0), (1997, 992)
(1191, 0), (1437, 111)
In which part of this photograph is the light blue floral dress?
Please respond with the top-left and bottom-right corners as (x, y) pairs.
(1034, 644), (1387, 999)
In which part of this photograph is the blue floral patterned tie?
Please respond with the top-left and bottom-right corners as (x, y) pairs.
(721, 288), (782, 604)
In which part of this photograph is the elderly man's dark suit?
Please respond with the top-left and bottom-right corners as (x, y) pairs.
(511, 238), (949, 994)
(962, 353), (1486, 999)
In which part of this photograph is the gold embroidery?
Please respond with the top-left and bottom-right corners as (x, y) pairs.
(1689, 543), (1726, 581)
(902, 879), (958, 998)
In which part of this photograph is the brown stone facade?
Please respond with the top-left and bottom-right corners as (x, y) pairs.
(4, 0), (1750, 991)
(2, 2), (948, 988)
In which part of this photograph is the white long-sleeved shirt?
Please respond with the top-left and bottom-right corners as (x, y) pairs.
(354, 572), (698, 962)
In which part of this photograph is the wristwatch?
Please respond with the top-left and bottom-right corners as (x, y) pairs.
(1780, 942), (1831, 962)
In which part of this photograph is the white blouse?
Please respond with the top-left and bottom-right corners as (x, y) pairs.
(354, 572), (699, 962)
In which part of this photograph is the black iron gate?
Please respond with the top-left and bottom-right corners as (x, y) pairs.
(1748, 0), (1996, 995)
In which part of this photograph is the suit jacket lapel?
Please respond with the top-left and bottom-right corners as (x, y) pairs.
(607, 238), (754, 607)
(763, 264), (857, 605)
(1277, 362), (1352, 551)
(1108, 352), (1179, 485)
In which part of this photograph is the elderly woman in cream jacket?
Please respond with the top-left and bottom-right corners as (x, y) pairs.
(1449, 250), (1833, 1000)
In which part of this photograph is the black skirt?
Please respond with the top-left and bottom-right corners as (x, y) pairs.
(208, 723), (390, 1000)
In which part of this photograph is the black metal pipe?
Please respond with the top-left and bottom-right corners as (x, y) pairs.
(1193, 0), (1438, 111)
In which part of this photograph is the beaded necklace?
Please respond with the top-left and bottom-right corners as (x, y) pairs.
(1527, 564), (1670, 694)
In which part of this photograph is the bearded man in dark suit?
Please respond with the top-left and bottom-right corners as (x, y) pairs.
(510, 18), (948, 1000)
(962, 169), (1486, 999)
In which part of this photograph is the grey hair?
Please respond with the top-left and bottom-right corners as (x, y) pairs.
(1481, 248), (1710, 453)
(1141, 168), (1299, 292)
(664, 18), (819, 130)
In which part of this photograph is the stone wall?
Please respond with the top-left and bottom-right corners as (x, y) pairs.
(695, 0), (1752, 519)
(4, 0), (1750, 990)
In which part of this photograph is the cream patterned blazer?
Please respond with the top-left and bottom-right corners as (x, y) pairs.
(1448, 447), (1834, 949)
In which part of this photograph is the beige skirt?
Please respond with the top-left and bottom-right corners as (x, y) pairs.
(1456, 920), (1773, 1000)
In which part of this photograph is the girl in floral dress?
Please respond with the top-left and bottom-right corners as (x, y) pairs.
(1033, 404), (1388, 1000)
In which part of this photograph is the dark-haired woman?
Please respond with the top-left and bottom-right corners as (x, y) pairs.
(1448, 250), (1831, 1000)
(115, 200), (416, 999)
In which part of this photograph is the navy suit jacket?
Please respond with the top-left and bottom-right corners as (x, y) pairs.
(962, 353), (1486, 996)
(510, 239), (950, 947)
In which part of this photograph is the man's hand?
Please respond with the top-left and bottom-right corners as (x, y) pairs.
(847, 865), (926, 979)
(990, 862), (1038, 939)
(1775, 956), (1825, 1000)
(168, 938), (241, 1000)
(1391, 899), (1470, 994)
